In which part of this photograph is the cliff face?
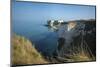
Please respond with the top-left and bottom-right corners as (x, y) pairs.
(11, 34), (48, 65)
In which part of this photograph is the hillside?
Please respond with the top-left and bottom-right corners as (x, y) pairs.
(11, 34), (48, 65)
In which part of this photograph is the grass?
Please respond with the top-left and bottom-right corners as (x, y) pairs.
(64, 40), (95, 62)
(11, 33), (96, 65)
(11, 34), (48, 65)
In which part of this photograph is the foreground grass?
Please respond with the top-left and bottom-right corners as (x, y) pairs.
(11, 34), (96, 65)
(64, 39), (96, 62)
(11, 34), (48, 65)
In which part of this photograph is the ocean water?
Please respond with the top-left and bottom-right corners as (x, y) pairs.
(13, 19), (83, 56)
(12, 1), (96, 59)
(12, 20), (59, 56)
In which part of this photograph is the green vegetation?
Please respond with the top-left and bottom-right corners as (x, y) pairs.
(11, 34), (48, 65)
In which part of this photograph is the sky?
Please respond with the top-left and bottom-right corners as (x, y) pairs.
(12, 0), (96, 22)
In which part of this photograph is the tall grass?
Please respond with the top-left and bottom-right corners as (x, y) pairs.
(11, 34), (48, 65)
(64, 36), (95, 62)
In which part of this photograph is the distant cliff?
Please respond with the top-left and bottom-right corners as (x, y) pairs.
(11, 34), (48, 65)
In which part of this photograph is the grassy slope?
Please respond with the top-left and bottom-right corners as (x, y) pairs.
(11, 34), (48, 65)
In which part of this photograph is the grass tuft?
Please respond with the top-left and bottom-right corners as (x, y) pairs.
(11, 34), (48, 65)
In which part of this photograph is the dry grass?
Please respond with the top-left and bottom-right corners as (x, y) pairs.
(64, 43), (95, 62)
(11, 34), (96, 65)
(11, 34), (48, 65)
